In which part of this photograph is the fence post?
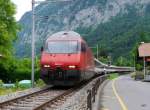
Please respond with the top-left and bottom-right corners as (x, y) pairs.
(92, 86), (96, 103)
(87, 90), (92, 110)
(87, 75), (107, 110)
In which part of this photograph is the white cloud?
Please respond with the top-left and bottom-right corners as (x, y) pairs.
(11, 0), (32, 21)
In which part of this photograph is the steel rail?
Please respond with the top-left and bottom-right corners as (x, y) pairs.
(33, 87), (75, 110)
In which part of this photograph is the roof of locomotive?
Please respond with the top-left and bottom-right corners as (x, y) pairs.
(46, 31), (83, 42)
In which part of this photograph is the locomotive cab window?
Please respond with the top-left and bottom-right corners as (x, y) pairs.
(45, 41), (78, 54)
(81, 43), (86, 52)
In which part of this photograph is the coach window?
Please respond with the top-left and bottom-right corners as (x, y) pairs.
(81, 43), (86, 52)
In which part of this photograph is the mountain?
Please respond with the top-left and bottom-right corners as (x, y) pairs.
(15, 0), (150, 61)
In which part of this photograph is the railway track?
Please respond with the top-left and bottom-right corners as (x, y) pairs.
(0, 86), (67, 110)
(0, 76), (100, 110)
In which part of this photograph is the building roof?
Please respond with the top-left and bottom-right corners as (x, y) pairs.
(138, 43), (150, 57)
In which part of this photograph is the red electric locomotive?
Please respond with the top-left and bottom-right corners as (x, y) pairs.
(40, 31), (95, 86)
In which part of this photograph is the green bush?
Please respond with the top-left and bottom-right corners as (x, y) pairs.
(130, 72), (136, 78)
(14, 80), (19, 89)
(0, 57), (40, 83)
(19, 84), (31, 89)
(134, 71), (144, 80)
(108, 73), (119, 80)
(36, 79), (45, 87)
(136, 64), (143, 71)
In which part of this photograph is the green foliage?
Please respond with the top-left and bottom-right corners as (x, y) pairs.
(0, 86), (26, 96)
(36, 79), (45, 87)
(136, 64), (143, 71)
(18, 83), (31, 89)
(0, 57), (40, 83)
(115, 56), (131, 66)
(0, 80), (4, 88)
(0, 0), (19, 57)
(0, 0), (20, 82)
(14, 80), (19, 89)
(98, 56), (109, 64)
(108, 73), (119, 80)
(13, 58), (40, 82)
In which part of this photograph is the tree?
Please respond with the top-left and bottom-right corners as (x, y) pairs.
(0, 0), (19, 56)
(116, 56), (130, 66)
(0, 0), (19, 82)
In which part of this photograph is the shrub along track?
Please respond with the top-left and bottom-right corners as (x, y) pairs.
(0, 75), (102, 110)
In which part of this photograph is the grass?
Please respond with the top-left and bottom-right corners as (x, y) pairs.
(0, 79), (46, 96)
(108, 73), (119, 80)
(0, 88), (26, 96)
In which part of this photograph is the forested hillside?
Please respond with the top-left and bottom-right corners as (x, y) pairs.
(15, 0), (150, 65)
(76, 5), (150, 60)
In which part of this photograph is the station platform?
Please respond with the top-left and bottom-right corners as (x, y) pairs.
(97, 75), (150, 110)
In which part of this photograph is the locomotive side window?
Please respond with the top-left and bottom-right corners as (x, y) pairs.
(45, 41), (78, 54)
(81, 43), (86, 52)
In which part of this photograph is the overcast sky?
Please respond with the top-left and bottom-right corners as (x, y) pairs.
(11, 0), (32, 21)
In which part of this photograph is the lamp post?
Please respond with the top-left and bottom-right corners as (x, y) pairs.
(31, 0), (72, 88)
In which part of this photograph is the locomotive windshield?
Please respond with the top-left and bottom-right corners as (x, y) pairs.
(45, 41), (78, 53)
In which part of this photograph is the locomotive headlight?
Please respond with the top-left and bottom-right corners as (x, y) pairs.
(43, 65), (50, 68)
(68, 65), (76, 69)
